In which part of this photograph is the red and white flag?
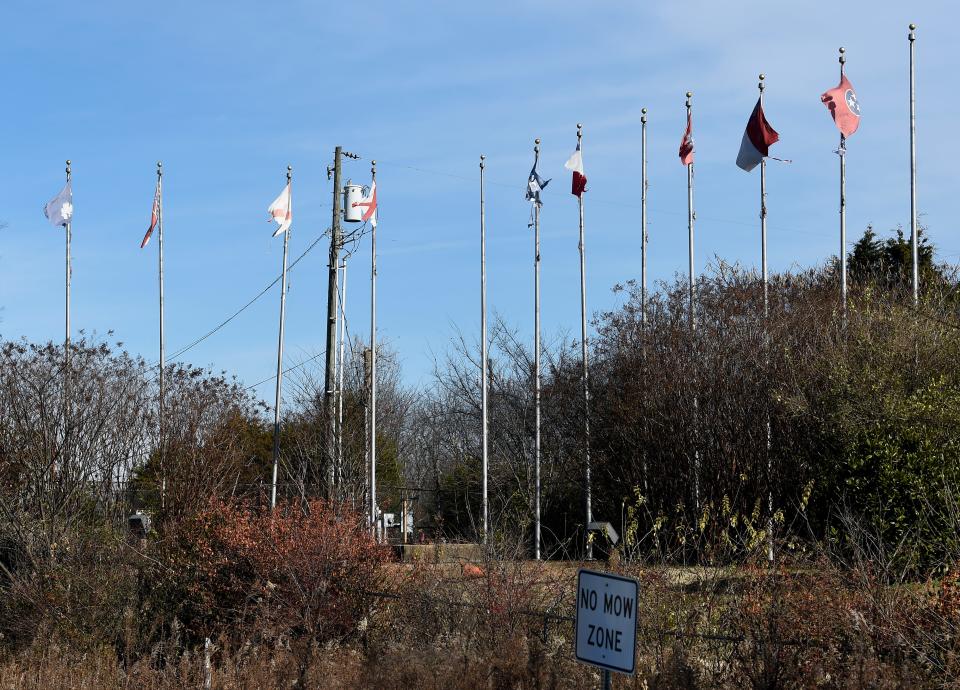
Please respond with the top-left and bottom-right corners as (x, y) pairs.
(564, 141), (587, 197)
(352, 179), (377, 227)
(821, 74), (861, 137)
(679, 111), (694, 166)
(140, 179), (161, 248)
(268, 182), (292, 237)
(736, 98), (780, 172)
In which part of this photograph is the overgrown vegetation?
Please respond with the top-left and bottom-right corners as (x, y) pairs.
(2, 224), (960, 687)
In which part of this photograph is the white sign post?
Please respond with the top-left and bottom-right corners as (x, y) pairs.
(575, 568), (639, 685)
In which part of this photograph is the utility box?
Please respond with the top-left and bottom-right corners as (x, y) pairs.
(588, 521), (620, 561)
(343, 182), (365, 223)
(588, 521), (620, 546)
(128, 512), (152, 539)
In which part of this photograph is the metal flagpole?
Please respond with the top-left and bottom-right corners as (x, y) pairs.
(363, 347), (372, 526)
(337, 258), (347, 496)
(909, 24), (919, 305)
(65, 160), (71, 357)
(839, 48), (848, 318)
(577, 124), (593, 561)
(533, 138), (542, 561)
(157, 162), (167, 510)
(686, 93), (695, 331)
(369, 160), (378, 540)
(686, 92), (700, 512)
(64, 160), (72, 476)
(759, 77), (774, 564)
(641, 109), (648, 328)
(640, 107), (650, 498)
(270, 166), (292, 510)
(480, 154), (489, 543)
(758, 78), (769, 319)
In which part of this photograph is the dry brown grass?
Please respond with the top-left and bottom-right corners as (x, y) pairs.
(2, 557), (959, 689)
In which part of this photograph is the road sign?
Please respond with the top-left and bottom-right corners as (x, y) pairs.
(574, 568), (638, 676)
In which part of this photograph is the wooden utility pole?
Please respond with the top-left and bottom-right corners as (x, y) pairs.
(325, 147), (347, 497)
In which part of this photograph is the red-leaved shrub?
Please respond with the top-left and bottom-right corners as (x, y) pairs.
(147, 498), (387, 648)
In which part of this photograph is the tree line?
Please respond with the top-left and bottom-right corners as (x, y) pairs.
(2, 224), (958, 578)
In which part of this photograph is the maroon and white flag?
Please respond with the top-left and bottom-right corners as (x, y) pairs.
(564, 141), (587, 197)
(140, 179), (161, 248)
(736, 98), (780, 172)
(679, 111), (694, 166)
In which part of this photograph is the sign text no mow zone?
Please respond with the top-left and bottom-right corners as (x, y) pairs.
(574, 569), (639, 676)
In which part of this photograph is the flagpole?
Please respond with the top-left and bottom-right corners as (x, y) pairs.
(686, 91), (701, 513)
(337, 258), (347, 497)
(640, 107), (650, 498)
(65, 160), (71, 356)
(533, 138), (542, 561)
(686, 93), (695, 331)
(157, 161), (166, 511)
(839, 48), (848, 318)
(364, 347), (371, 526)
(575, 124), (593, 561)
(64, 159), (71, 476)
(909, 24), (919, 305)
(370, 160), (378, 540)
(480, 154), (489, 543)
(758, 81), (769, 318)
(758, 76), (774, 564)
(641, 108), (648, 328)
(270, 166), (292, 511)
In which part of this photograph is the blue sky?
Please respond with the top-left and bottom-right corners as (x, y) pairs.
(0, 1), (954, 401)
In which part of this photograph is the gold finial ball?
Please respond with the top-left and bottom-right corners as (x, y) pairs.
(910, 23), (916, 30)
(641, 107), (647, 114)
(686, 91), (692, 98)
(759, 73), (765, 80)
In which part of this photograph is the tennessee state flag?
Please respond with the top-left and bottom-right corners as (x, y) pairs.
(736, 98), (780, 172)
(821, 74), (861, 137)
(679, 111), (694, 165)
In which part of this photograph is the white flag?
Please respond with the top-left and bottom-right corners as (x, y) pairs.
(44, 182), (73, 228)
(268, 182), (292, 237)
(352, 179), (377, 227)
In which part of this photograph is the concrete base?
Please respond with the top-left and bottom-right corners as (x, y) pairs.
(398, 542), (484, 563)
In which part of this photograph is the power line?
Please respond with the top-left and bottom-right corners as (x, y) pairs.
(148, 230), (328, 376)
(244, 222), (374, 399)
(245, 350), (327, 393)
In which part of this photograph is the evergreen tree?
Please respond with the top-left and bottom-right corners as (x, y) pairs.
(849, 224), (936, 288)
